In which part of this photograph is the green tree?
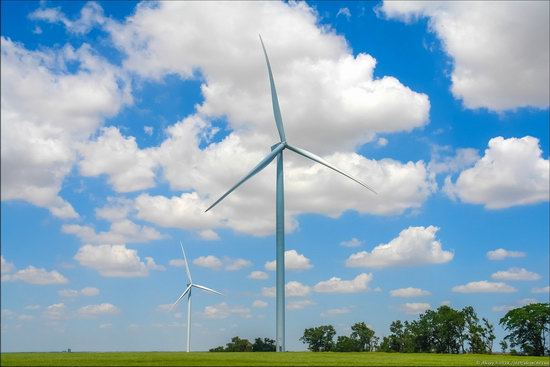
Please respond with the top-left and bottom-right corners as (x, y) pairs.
(499, 340), (508, 353)
(499, 303), (550, 356)
(252, 337), (276, 352)
(350, 322), (378, 351)
(225, 336), (253, 352)
(300, 325), (336, 352)
(335, 336), (362, 352)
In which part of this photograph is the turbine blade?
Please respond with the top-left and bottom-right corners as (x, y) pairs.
(286, 144), (377, 194)
(180, 241), (192, 283)
(193, 284), (224, 296)
(205, 142), (285, 212)
(259, 35), (286, 142)
(171, 284), (192, 310)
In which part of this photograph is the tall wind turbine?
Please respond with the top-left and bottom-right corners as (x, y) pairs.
(172, 242), (223, 352)
(205, 35), (376, 352)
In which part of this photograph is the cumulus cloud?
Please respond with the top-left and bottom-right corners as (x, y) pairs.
(74, 244), (162, 277)
(262, 281), (311, 298)
(346, 226), (453, 268)
(77, 303), (120, 317)
(78, 127), (157, 192)
(59, 1), (434, 237)
(491, 268), (541, 282)
(390, 287), (431, 297)
(202, 302), (252, 319)
(2, 266), (68, 285)
(248, 271), (268, 280)
(0, 36), (130, 218)
(380, 1), (549, 111)
(29, 2), (106, 34)
(399, 302), (431, 315)
(192, 256), (251, 271)
(265, 250), (312, 271)
(487, 248), (526, 261)
(444, 137), (549, 209)
(62, 219), (163, 245)
(1, 256), (15, 273)
(452, 280), (517, 293)
(313, 273), (372, 294)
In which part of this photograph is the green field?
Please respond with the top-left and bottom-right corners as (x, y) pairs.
(1, 352), (549, 366)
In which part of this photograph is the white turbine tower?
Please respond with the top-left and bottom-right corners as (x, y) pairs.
(172, 242), (223, 352)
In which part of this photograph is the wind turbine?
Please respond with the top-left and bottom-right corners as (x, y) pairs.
(172, 242), (223, 352)
(205, 35), (377, 352)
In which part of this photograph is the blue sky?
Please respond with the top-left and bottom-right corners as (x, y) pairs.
(1, 1), (549, 352)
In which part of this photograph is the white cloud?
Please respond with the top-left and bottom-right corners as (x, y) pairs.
(252, 300), (268, 308)
(491, 268), (541, 281)
(86, 1), (434, 237)
(265, 250), (312, 271)
(262, 281), (311, 298)
(313, 273), (372, 294)
(225, 258), (252, 271)
(452, 280), (517, 293)
(2, 266), (68, 285)
(0, 36), (130, 218)
(95, 197), (133, 222)
(192, 256), (223, 270)
(62, 219), (163, 246)
(390, 287), (431, 297)
(24, 305), (41, 310)
(192, 255), (250, 271)
(336, 8), (352, 20)
(399, 302), (431, 315)
(248, 271), (268, 280)
(198, 229), (220, 241)
(380, 1), (549, 111)
(487, 248), (526, 261)
(80, 287), (100, 296)
(74, 244), (160, 277)
(532, 286), (550, 294)
(340, 238), (363, 248)
(77, 303), (120, 317)
(202, 302), (251, 319)
(321, 307), (352, 317)
(1, 256), (15, 273)
(444, 137), (549, 209)
(107, 2), (429, 154)
(428, 147), (479, 175)
(346, 226), (453, 268)
(43, 303), (69, 320)
(99, 323), (112, 329)
(145, 257), (165, 271)
(377, 137), (388, 147)
(29, 2), (106, 35)
(287, 300), (315, 310)
(78, 127), (157, 192)
(144, 126), (153, 136)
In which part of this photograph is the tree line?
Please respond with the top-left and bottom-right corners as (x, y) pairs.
(209, 303), (549, 356)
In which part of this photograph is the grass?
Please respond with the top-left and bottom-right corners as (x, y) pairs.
(1, 352), (549, 366)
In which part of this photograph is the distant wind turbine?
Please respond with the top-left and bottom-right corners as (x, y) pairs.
(172, 242), (223, 352)
(205, 35), (376, 352)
